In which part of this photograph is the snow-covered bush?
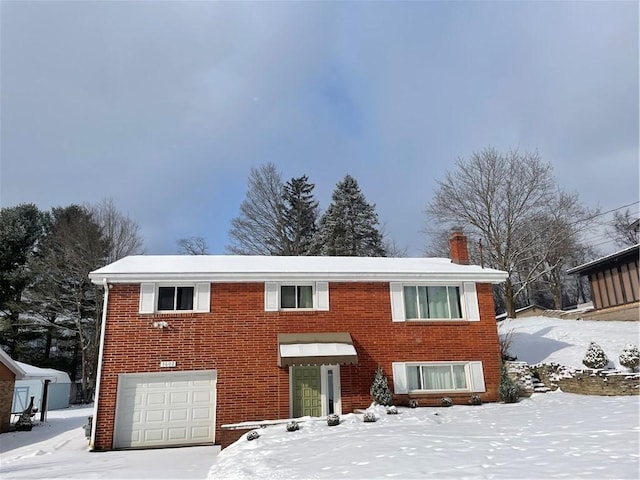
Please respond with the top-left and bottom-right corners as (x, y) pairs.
(498, 363), (519, 403)
(619, 344), (640, 372)
(441, 397), (453, 407)
(582, 341), (609, 369)
(246, 431), (259, 441)
(286, 421), (299, 432)
(469, 395), (483, 406)
(386, 405), (398, 415)
(363, 412), (376, 423)
(370, 365), (393, 406)
(327, 414), (340, 426)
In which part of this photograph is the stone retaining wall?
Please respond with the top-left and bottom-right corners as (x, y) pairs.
(528, 363), (639, 396)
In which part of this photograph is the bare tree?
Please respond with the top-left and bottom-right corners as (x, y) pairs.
(89, 198), (144, 263)
(607, 209), (639, 247)
(177, 236), (209, 255)
(28, 205), (108, 402)
(425, 147), (595, 317)
(227, 163), (288, 255)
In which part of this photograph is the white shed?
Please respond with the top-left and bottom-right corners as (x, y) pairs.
(12, 362), (71, 412)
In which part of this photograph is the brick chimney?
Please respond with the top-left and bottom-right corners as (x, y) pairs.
(449, 230), (469, 265)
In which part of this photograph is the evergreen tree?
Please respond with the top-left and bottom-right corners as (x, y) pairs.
(370, 365), (393, 406)
(619, 344), (640, 372)
(313, 175), (386, 256)
(282, 175), (318, 255)
(582, 341), (608, 369)
(498, 363), (519, 403)
(0, 204), (48, 358)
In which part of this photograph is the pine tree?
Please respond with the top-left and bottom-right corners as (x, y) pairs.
(370, 365), (393, 406)
(498, 363), (519, 403)
(582, 341), (608, 369)
(282, 175), (319, 255)
(313, 175), (386, 256)
(619, 344), (640, 372)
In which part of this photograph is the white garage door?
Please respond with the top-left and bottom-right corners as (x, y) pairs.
(113, 370), (217, 449)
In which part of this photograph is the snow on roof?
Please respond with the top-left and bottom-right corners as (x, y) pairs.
(89, 255), (508, 284)
(567, 243), (640, 274)
(0, 349), (26, 379)
(16, 361), (71, 383)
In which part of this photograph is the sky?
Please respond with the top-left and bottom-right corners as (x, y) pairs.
(2, 317), (638, 479)
(1, 1), (638, 257)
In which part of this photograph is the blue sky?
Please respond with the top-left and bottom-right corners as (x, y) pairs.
(1, 1), (638, 256)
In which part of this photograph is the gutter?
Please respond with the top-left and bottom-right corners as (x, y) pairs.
(90, 278), (109, 450)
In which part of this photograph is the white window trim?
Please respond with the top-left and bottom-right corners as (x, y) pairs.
(392, 361), (486, 394)
(265, 281), (329, 312)
(389, 282), (480, 322)
(139, 282), (210, 314)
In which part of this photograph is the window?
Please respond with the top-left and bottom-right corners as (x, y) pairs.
(403, 285), (462, 319)
(407, 364), (468, 391)
(139, 283), (210, 314)
(157, 286), (194, 311)
(392, 361), (485, 394)
(264, 282), (329, 311)
(280, 285), (314, 309)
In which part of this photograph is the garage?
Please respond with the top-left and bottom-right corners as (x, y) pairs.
(113, 370), (217, 449)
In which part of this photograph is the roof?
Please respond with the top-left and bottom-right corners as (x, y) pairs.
(15, 362), (71, 383)
(0, 349), (26, 379)
(89, 255), (508, 284)
(567, 244), (639, 275)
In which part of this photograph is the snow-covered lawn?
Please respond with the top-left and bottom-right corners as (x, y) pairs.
(1, 317), (638, 479)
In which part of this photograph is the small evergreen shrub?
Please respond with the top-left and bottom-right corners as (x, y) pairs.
(440, 397), (453, 407)
(409, 400), (419, 408)
(469, 395), (483, 406)
(286, 421), (299, 432)
(370, 365), (393, 406)
(582, 341), (609, 369)
(619, 344), (640, 372)
(386, 405), (398, 415)
(498, 363), (519, 403)
(363, 412), (376, 423)
(246, 431), (260, 441)
(327, 414), (340, 426)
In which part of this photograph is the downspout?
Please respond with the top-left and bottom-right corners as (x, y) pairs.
(90, 278), (109, 450)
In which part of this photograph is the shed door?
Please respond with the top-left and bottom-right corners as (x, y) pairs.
(113, 370), (217, 449)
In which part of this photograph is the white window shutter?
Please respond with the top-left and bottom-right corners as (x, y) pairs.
(389, 282), (405, 322)
(392, 362), (408, 394)
(194, 283), (211, 312)
(316, 282), (329, 311)
(464, 282), (480, 321)
(139, 283), (155, 314)
(469, 361), (486, 392)
(265, 282), (279, 311)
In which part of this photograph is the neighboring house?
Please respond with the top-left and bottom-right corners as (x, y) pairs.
(567, 244), (640, 321)
(0, 349), (26, 433)
(496, 304), (549, 321)
(88, 232), (507, 451)
(12, 362), (72, 413)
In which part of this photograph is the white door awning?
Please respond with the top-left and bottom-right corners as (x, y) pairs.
(277, 333), (358, 367)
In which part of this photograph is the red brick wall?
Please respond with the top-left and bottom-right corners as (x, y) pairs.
(93, 281), (500, 450)
(0, 363), (16, 433)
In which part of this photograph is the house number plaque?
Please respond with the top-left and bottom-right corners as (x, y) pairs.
(160, 361), (176, 367)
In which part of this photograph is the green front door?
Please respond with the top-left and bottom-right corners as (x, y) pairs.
(292, 366), (322, 417)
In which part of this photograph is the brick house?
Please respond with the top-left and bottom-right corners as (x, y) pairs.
(0, 349), (26, 433)
(88, 232), (507, 450)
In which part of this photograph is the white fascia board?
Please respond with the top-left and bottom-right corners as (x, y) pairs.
(89, 270), (508, 285)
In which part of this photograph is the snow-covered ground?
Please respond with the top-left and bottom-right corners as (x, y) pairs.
(499, 316), (640, 369)
(1, 317), (638, 479)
